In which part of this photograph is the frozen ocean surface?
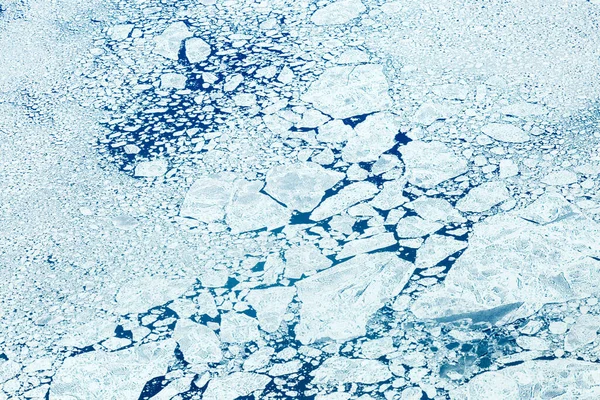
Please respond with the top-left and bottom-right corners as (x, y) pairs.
(2, 0), (600, 399)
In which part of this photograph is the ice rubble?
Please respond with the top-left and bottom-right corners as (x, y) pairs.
(301, 64), (392, 119)
(295, 252), (414, 343)
(50, 340), (175, 399)
(411, 194), (600, 322)
(310, 0), (366, 26)
(450, 360), (600, 399)
(399, 141), (468, 189)
(264, 162), (344, 212)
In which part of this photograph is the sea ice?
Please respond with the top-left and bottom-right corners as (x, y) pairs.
(264, 162), (344, 212)
(399, 141), (468, 189)
(301, 64), (392, 119)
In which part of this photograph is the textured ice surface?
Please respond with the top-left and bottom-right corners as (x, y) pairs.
(301, 64), (392, 119)
(295, 252), (414, 343)
(400, 141), (468, 189)
(5, 0), (600, 398)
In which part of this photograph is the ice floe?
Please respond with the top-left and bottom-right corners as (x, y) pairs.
(301, 64), (392, 119)
(311, 0), (366, 26)
(481, 123), (530, 143)
(50, 340), (175, 399)
(399, 141), (468, 189)
(264, 162), (344, 213)
(295, 252), (414, 343)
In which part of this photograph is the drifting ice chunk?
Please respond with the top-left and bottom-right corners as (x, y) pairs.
(411, 211), (600, 322)
(370, 179), (408, 210)
(110, 24), (134, 40)
(396, 216), (443, 238)
(500, 102), (547, 118)
(220, 312), (260, 343)
(265, 162), (344, 212)
(399, 141), (468, 189)
(224, 74), (244, 92)
(564, 314), (600, 352)
(114, 276), (192, 315)
(342, 112), (401, 163)
(499, 159), (519, 178)
(519, 192), (577, 225)
(317, 119), (355, 143)
(301, 64), (391, 119)
(284, 243), (333, 279)
(456, 181), (510, 213)
(409, 197), (465, 223)
(246, 287), (296, 333)
(298, 109), (330, 129)
(311, 357), (391, 385)
(244, 347), (275, 371)
(160, 73), (187, 89)
(432, 84), (469, 101)
(185, 37), (211, 63)
(412, 102), (454, 126)
(268, 360), (303, 376)
(179, 173), (237, 223)
(541, 169), (578, 186)
(336, 232), (397, 260)
(415, 234), (467, 269)
(310, 0), (366, 25)
(337, 48), (370, 64)
(449, 360), (600, 399)
(153, 22), (192, 60)
(295, 252), (414, 343)
(481, 123), (530, 143)
(226, 180), (291, 234)
(371, 154), (403, 176)
(172, 319), (222, 365)
(310, 181), (379, 221)
(361, 337), (395, 359)
(50, 340), (175, 399)
(134, 160), (167, 177)
(202, 372), (271, 400)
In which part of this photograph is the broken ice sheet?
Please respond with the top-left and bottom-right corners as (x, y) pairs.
(450, 360), (600, 399)
(264, 162), (344, 212)
(50, 340), (176, 399)
(301, 64), (392, 119)
(295, 252), (414, 343)
(341, 112), (401, 163)
(202, 372), (271, 400)
(311, 0), (366, 25)
(399, 141), (468, 189)
(411, 198), (600, 322)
